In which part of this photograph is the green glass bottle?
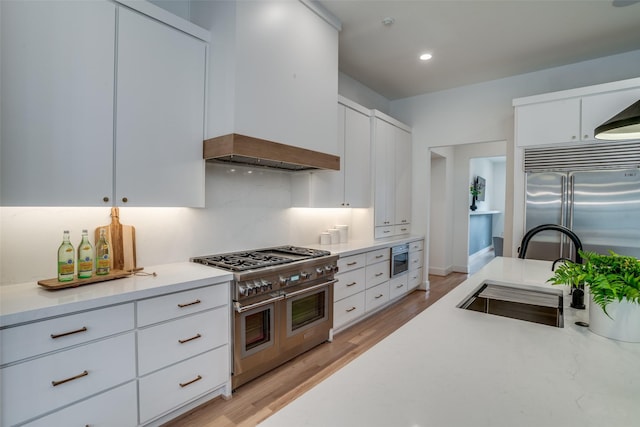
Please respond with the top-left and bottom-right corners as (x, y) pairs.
(77, 229), (94, 279)
(57, 230), (75, 282)
(95, 228), (111, 276)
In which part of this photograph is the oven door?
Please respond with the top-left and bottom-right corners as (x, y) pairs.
(391, 245), (409, 277)
(280, 280), (336, 354)
(233, 295), (283, 388)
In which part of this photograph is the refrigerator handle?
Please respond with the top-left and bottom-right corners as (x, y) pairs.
(560, 175), (566, 257)
(568, 175), (575, 261)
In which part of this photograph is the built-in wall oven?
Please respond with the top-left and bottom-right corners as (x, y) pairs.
(192, 246), (338, 389)
(391, 243), (409, 277)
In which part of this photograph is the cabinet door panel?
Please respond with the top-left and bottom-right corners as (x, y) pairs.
(23, 382), (137, 427)
(334, 268), (366, 302)
(394, 127), (412, 225)
(581, 88), (640, 141)
(344, 106), (371, 207)
(1, 0), (115, 206)
(373, 119), (395, 226)
(116, 8), (206, 207)
(516, 98), (580, 146)
(1, 333), (135, 427)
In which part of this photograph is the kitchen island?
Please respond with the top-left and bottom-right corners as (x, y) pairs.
(259, 257), (640, 427)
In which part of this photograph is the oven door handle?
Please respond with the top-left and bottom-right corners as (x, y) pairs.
(284, 279), (338, 299)
(234, 294), (285, 313)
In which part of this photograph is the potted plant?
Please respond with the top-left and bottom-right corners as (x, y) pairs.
(469, 183), (480, 211)
(548, 250), (640, 342)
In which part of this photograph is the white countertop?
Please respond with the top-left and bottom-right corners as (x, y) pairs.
(306, 235), (424, 257)
(0, 262), (233, 326)
(259, 257), (640, 427)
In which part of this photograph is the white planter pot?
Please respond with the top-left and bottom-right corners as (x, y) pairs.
(588, 295), (640, 343)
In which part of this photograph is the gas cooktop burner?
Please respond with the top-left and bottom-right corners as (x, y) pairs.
(191, 246), (331, 272)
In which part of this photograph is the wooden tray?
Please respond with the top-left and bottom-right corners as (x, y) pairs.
(37, 270), (133, 290)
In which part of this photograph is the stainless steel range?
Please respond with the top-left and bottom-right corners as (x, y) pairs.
(191, 246), (338, 389)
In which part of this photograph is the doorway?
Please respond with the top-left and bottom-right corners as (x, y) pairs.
(428, 141), (506, 276)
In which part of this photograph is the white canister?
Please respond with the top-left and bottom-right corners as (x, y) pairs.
(320, 232), (331, 245)
(335, 225), (348, 243)
(328, 228), (340, 244)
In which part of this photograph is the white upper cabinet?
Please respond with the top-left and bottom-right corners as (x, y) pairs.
(394, 127), (412, 225)
(343, 105), (372, 207)
(115, 8), (207, 207)
(581, 88), (640, 141)
(514, 78), (640, 147)
(291, 98), (371, 208)
(0, 1), (208, 207)
(0, 0), (116, 206)
(198, 0), (339, 155)
(515, 98), (581, 147)
(373, 117), (396, 227)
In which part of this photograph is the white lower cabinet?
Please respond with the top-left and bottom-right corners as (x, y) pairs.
(24, 382), (137, 427)
(365, 282), (389, 311)
(1, 333), (136, 426)
(0, 281), (231, 427)
(334, 292), (366, 328)
(389, 274), (408, 300)
(139, 346), (229, 424)
(333, 239), (423, 333)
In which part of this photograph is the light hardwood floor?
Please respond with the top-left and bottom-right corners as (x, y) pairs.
(163, 273), (468, 427)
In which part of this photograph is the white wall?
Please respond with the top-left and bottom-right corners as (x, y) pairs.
(0, 164), (359, 285)
(391, 49), (640, 270)
(428, 147), (454, 276)
(338, 72), (391, 114)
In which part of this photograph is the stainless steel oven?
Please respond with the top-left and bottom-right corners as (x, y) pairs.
(391, 243), (409, 277)
(192, 246), (338, 389)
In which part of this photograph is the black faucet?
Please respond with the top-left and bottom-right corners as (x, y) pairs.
(518, 224), (583, 264)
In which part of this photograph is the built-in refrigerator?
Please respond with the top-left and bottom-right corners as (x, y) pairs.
(523, 142), (640, 261)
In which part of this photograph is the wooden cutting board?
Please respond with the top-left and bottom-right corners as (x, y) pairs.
(96, 207), (136, 271)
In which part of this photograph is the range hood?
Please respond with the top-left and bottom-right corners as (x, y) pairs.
(203, 134), (340, 171)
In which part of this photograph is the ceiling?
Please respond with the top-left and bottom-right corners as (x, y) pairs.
(318, 0), (640, 100)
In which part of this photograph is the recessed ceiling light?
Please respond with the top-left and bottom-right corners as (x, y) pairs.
(419, 53), (433, 61)
(382, 17), (395, 26)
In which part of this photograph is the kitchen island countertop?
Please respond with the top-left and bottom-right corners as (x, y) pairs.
(259, 257), (640, 427)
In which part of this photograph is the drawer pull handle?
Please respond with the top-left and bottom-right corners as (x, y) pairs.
(383, 230), (390, 234)
(179, 375), (202, 388)
(52, 370), (88, 387)
(375, 254), (383, 259)
(375, 294), (384, 299)
(178, 333), (202, 344)
(346, 261), (358, 266)
(346, 306), (357, 312)
(396, 284), (404, 289)
(50, 326), (88, 339)
(375, 273), (383, 277)
(346, 282), (357, 287)
(178, 299), (201, 308)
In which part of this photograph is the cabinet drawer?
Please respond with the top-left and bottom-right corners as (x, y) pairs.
(394, 223), (411, 235)
(366, 248), (390, 265)
(1, 333), (135, 427)
(389, 274), (408, 300)
(333, 292), (365, 330)
(138, 284), (229, 327)
(409, 240), (424, 252)
(374, 226), (394, 239)
(1, 303), (133, 365)
(139, 345), (229, 424)
(23, 381), (137, 427)
(334, 268), (366, 302)
(365, 282), (390, 312)
(138, 307), (229, 375)
(365, 261), (390, 288)
(409, 250), (424, 270)
(337, 253), (366, 274)
(408, 268), (423, 290)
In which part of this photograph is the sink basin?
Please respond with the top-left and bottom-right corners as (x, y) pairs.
(458, 280), (564, 327)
